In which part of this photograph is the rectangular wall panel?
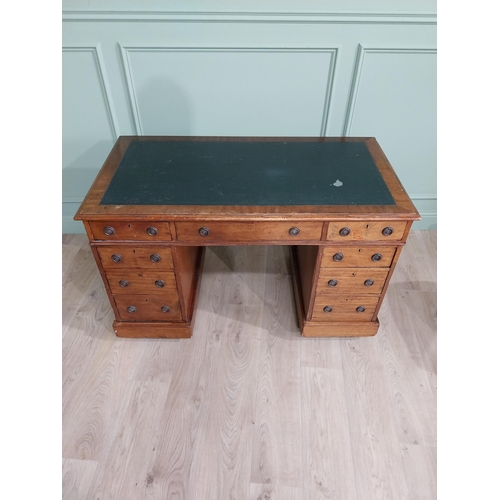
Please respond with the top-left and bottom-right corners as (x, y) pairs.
(122, 48), (335, 137)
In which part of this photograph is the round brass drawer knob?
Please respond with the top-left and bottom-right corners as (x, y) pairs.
(382, 226), (394, 236)
(289, 227), (300, 236)
(111, 254), (122, 263)
(119, 279), (129, 287)
(356, 306), (366, 313)
(371, 253), (382, 262)
(323, 306), (333, 313)
(155, 280), (165, 288)
(150, 254), (161, 263)
(127, 305), (137, 313)
(328, 279), (338, 287)
(333, 253), (343, 262)
(199, 227), (210, 237)
(161, 306), (171, 313)
(364, 279), (374, 287)
(339, 227), (351, 237)
(103, 226), (115, 236)
(147, 226), (158, 236)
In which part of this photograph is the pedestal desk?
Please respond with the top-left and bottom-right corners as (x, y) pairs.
(74, 136), (420, 338)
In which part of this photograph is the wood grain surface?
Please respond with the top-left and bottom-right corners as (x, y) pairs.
(104, 270), (177, 295)
(113, 294), (183, 321)
(63, 230), (436, 500)
(326, 220), (407, 241)
(321, 246), (397, 268)
(88, 221), (172, 241)
(311, 295), (380, 322)
(96, 245), (174, 271)
(175, 221), (323, 243)
(315, 267), (389, 294)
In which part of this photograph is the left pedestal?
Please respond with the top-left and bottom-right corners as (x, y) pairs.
(85, 221), (204, 339)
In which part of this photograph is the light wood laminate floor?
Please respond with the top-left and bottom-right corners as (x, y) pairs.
(62, 230), (437, 500)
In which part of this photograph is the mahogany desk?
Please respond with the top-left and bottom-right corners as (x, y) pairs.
(74, 137), (420, 338)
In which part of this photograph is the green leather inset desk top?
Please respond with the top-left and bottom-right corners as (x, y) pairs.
(100, 140), (395, 206)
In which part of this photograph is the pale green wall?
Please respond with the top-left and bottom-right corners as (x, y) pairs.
(62, 1), (437, 233)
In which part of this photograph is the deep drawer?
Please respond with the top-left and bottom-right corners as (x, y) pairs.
(89, 221), (171, 241)
(105, 270), (178, 296)
(326, 221), (406, 241)
(96, 246), (174, 271)
(114, 295), (182, 322)
(174, 221), (323, 243)
(316, 268), (389, 295)
(311, 295), (380, 322)
(321, 246), (397, 268)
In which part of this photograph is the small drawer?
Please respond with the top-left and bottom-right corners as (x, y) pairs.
(174, 221), (322, 243)
(89, 221), (171, 241)
(105, 270), (178, 296)
(311, 295), (380, 322)
(326, 221), (406, 241)
(316, 268), (389, 295)
(96, 246), (174, 271)
(321, 246), (397, 268)
(114, 295), (182, 322)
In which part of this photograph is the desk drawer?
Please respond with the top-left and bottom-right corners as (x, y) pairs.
(321, 246), (396, 268)
(326, 221), (406, 241)
(89, 221), (171, 241)
(175, 221), (322, 243)
(114, 295), (182, 322)
(97, 246), (174, 271)
(105, 270), (178, 296)
(316, 268), (389, 295)
(311, 295), (379, 322)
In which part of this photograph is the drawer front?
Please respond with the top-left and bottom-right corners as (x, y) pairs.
(105, 270), (178, 296)
(326, 221), (406, 241)
(114, 295), (182, 322)
(97, 246), (174, 271)
(311, 295), (380, 322)
(316, 268), (389, 295)
(321, 246), (397, 268)
(175, 221), (322, 243)
(89, 221), (171, 241)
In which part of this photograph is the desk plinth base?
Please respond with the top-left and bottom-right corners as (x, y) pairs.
(113, 321), (192, 339)
(300, 319), (379, 338)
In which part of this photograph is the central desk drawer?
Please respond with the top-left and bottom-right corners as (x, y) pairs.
(174, 221), (322, 243)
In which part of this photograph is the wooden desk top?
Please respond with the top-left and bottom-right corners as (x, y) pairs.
(75, 136), (419, 221)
